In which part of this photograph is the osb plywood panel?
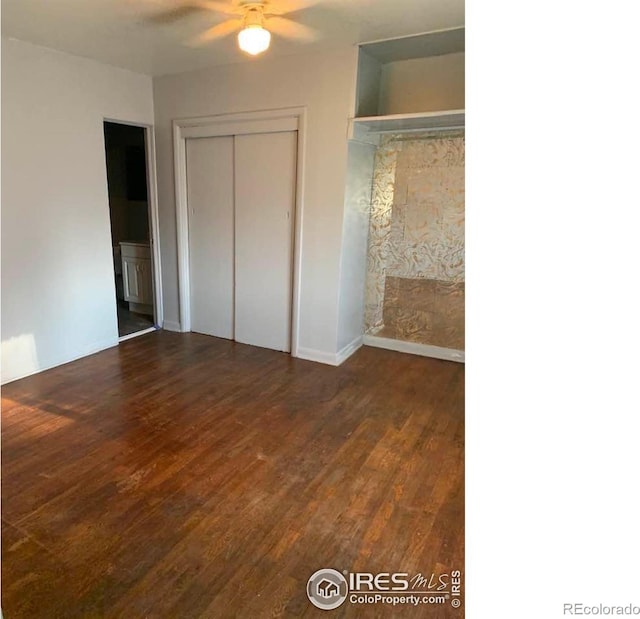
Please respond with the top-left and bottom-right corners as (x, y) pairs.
(378, 277), (465, 349)
(365, 132), (464, 350)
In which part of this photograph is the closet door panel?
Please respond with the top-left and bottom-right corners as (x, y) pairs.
(186, 136), (234, 339)
(234, 131), (297, 352)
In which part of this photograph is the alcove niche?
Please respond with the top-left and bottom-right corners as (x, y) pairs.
(343, 27), (465, 362)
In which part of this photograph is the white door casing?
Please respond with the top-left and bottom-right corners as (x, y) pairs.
(104, 118), (164, 331)
(173, 107), (306, 356)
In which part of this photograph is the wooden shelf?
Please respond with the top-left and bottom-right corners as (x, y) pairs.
(349, 110), (464, 141)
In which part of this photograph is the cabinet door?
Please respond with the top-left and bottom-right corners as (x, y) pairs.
(138, 259), (154, 305)
(123, 256), (151, 304)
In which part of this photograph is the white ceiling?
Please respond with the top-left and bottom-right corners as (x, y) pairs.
(1, 0), (465, 76)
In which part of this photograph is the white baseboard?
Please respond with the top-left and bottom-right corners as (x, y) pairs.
(363, 335), (465, 363)
(1, 336), (119, 385)
(162, 319), (182, 332)
(295, 347), (340, 366)
(335, 335), (363, 365)
(296, 336), (364, 367)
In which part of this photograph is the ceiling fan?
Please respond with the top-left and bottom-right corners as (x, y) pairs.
(147, 0), (319, 56)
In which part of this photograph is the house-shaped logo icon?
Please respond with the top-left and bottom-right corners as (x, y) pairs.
(307, 568), (348, 610)
(317, 578), (340, 598)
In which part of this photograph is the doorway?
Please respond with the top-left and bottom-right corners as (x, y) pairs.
(103, 121), (157, 339)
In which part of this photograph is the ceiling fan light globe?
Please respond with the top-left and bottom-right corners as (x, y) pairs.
(238, 25), (271, 55)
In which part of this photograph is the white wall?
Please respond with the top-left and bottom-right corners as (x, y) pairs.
(336, 140), (375, 356)
(1, 38), (154, 384)
(378, 53), (465, 115)
(355, 50), (382, 117)
(153, 48), (358, 361)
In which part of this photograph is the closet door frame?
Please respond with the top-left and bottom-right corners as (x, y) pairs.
(173, 107), (306, 358)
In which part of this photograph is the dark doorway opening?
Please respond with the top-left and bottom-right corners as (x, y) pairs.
(104, 122), (156, 338)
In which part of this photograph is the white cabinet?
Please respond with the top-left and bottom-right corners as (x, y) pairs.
(120, 242), (153, 315)
(122, 256), (152, 304)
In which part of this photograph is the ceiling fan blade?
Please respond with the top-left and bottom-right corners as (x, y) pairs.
(146, 5), (204, 23)
(264, 0), (321, 16)
(145, 1), (238, 23)
(189, 19), (242, 46)
(267, 16), (318, 42)
(197, 0), (241, 15)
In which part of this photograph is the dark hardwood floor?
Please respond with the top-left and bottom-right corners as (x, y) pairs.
(1, 332), (464, 618)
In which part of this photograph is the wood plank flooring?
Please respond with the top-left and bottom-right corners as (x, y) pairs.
(1, 332), (464, 618)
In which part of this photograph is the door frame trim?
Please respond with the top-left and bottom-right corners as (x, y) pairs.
(173, 106), (307, 358)
(103, 118), (164, 331)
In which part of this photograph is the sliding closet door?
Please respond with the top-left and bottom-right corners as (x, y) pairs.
(186, 136), (234, 339)
(234, 131), (297, 352)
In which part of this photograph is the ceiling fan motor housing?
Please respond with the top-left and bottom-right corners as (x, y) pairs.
(242, 3), (267, 28)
